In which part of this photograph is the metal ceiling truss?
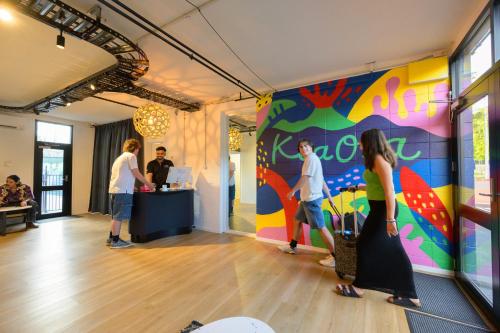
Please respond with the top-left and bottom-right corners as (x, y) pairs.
(0, 0), (200, 113)
(229, 119), (256, 133)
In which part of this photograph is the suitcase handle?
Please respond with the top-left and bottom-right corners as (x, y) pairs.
(331, 205), (342, 220)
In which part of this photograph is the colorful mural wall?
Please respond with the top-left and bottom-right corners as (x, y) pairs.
(256, 63), (454, 270)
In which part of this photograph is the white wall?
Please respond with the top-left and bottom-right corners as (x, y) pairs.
(143, 108), (186, 168)
(0, 112), (94, 215)
(239, 133), (256, 204)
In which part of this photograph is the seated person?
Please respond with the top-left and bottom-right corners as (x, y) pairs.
(0, 175), (39, 228)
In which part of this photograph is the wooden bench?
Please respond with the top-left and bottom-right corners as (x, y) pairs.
(0, 206), (33, 236)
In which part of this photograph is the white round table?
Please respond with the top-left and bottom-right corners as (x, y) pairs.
(192, 317), (275, 333)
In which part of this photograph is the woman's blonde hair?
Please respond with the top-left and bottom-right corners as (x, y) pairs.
(123, 138), (141, 153)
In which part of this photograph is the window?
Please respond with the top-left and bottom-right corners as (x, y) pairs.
(36, 121), (72, 144)
(452, 16), (492, 95)
(458, 96), (491, 212)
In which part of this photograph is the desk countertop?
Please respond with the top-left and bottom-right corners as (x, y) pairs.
(135, 189), (194, 195)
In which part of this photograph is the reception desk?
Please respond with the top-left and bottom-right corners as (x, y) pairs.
(129, 189), (194, 243)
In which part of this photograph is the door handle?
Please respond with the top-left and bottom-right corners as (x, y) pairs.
(64, 175), (69, 182)
(478, 179), (499, 200)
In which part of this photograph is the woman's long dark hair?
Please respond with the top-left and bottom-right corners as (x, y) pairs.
(7, 175), (21, 186)
(360, 129), (397, 170)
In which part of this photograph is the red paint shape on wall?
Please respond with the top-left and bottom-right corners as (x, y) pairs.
(299, 79), (347, 109)
(257, 166), (304, 244)
(341, 87), (352, 99)
(400, 166), (452, 241)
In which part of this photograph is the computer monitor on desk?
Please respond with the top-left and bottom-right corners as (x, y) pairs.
(166, 167), (192, 188)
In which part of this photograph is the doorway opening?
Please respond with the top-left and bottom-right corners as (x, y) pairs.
(227, 115), (256, 234)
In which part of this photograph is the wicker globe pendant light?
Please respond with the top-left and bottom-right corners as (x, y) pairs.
(133, 103), (170, 138)
(229, 127), (242, 151)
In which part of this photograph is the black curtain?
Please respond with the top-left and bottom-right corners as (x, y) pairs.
(89, 119), (144, 214)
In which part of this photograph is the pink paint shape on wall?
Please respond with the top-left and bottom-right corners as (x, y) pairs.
(372, 77), (450, 138)
(257, 226), (288, 241)
(399, 224), (436, 267)
(302, 223), (311, 246)
(256, 104), (271, 128)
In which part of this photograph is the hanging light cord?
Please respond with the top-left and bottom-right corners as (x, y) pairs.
(184, 111), (187, 166)
(184, 0), (276, 93)
(204, 105), (208, 169)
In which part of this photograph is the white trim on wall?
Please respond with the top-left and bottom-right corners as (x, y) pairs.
(220, 112), (230, 233)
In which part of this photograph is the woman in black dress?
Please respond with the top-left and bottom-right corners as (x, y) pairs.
(336, 129), (420, 308)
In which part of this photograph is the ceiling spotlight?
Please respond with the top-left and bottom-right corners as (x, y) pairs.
(60, 96), (71, 106)
(0, 8), (13, 22)
(90, 83), (96, 91)
(56, 29), (65, 49)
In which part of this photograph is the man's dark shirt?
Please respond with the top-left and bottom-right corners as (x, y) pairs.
(146, 158), (174, 190)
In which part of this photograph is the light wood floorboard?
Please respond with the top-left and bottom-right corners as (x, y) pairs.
(0, 214), (409, 333)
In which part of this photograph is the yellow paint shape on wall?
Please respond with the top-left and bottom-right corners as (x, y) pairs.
(256, 209), (286, 231)
(408, 57), (448, 84)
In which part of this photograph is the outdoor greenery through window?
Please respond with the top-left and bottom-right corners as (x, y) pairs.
(458, 96), (491, 213)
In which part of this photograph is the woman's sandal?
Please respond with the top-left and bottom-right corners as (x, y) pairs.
(336, 284), (362, 298)
(387, 296), (421, 308)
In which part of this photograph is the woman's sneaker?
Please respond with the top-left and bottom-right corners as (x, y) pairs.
(319, 254), (335, 267)
(110, 238), (133, 249)
(278, 244), (297, 254)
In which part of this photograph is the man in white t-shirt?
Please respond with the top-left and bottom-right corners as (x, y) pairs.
(107, 138), (155, 249)
(278, 139), (337, 267)
(229, 156), (236, 217)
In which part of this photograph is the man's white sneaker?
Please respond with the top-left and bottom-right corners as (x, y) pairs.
(319, 254), (335, 267)
(278, 244), (297, 254)
(110, 238), (133, 249)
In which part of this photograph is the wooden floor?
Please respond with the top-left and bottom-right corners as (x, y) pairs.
(229, 200), (256, 233)
(0, 214), (410, 333)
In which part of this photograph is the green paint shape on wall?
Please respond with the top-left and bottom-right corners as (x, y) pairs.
(256, 117), (269, 140)
(256, 99), (297, 140)
(273, 107), (355, 133)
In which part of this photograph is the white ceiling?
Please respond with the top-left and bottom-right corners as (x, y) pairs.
(0, 9), (115, 107)
(0, 0), (487, 124)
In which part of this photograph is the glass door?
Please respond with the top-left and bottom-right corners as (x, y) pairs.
(33, 121), (73, 219)
(456, 66), (500, 321)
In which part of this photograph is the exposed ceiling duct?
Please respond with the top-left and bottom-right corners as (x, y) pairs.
(0, 0), (201, 114)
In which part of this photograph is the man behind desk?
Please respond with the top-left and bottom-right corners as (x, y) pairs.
(146, 146), (174, 191)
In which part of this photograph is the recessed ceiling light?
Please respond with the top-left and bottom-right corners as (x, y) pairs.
(90, 83), (96, 90)
(0, 8), (13, 22)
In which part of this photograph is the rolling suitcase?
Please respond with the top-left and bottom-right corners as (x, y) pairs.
(332, 188), (361, 279)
